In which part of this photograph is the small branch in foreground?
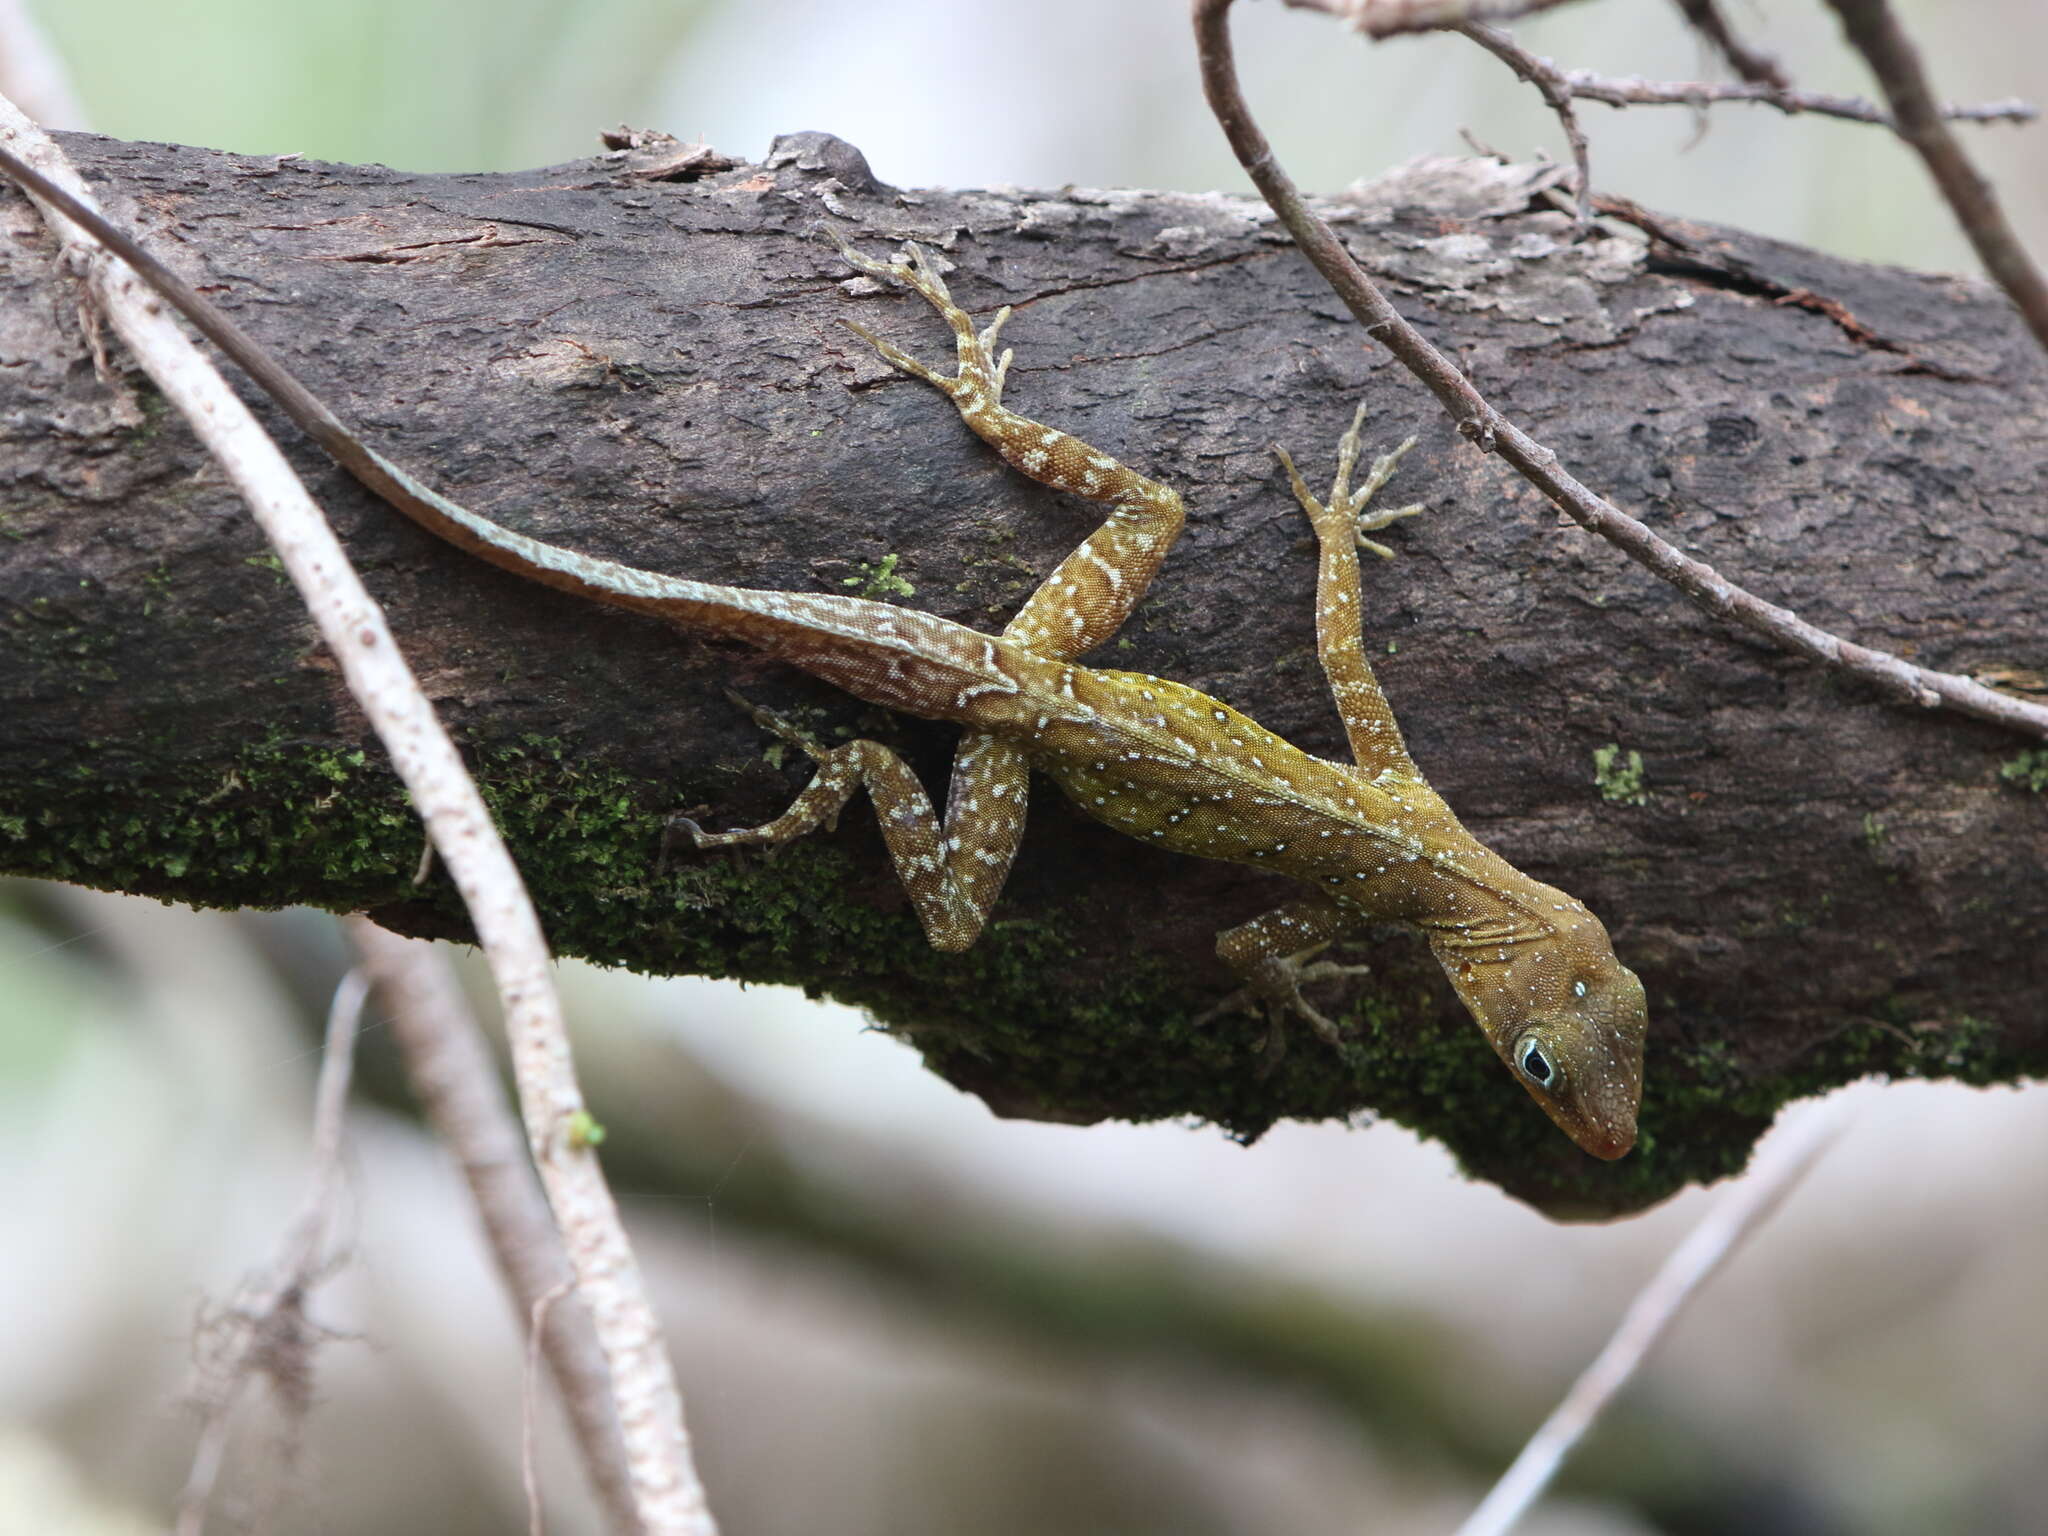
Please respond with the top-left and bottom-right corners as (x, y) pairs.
(1190, 0), (2048, 743)
(1278, 0), (1590, 37)
(1822, 0), (2048, 359)
(347, 919), (643, 1536)
(0, 106), (716, 1535)
(174, 969), (369, 1536)
(1454, 1106), (1846, 1536)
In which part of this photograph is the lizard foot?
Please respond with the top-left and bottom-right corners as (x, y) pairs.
(1275, 402), (1426, 559)
(820, 228), (1015, 408)
(1194, 949), (1373, 1069)
(659, 691), (854, 861)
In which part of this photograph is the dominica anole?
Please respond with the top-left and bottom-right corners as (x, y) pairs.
(0, 151), (1648, 1158)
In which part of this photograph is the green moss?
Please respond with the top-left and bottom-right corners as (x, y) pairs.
(123, 379), (171, 444)
(1592, 742), (1649, 806)
(1997, 748), (2048, 794)
(842, 551), (916, 599)
(0, 731), (2024, 1218)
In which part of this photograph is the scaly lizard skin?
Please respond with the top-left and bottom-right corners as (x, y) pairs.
(0, 150), (1646, 1156)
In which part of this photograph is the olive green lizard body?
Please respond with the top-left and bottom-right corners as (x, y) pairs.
(1, 153), (1647, 1157)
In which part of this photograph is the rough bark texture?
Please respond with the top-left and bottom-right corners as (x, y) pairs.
(3, 130), (2043, 1216)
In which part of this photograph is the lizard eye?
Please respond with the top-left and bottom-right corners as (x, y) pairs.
(1515, 1034), (1556, 1088)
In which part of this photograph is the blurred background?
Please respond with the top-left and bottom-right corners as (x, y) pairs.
(3, 1), (2045, 1532)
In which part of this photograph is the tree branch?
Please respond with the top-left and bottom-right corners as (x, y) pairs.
(3, 129), (2043, 1214)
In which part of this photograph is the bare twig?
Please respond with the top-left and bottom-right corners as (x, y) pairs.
(1279, 0), (1591, 35)
(1473, 21), (2033, 130)
(1190, 0), (2048, 742)
(1454, 1107), (1847, 1536)
(0, 103), (716, 1535)
(1563, 72), (2032, 127)
(347, 919), (643, 1536)
(1669, 0), (1793, 91)
(174, 968), (370, 1536)
(1455, 22), (1593, 233)
(1822, 0), (2048, 359)
(1456, 17), (2033, 235)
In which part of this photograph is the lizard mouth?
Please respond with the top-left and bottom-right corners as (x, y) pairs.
(1574, 1116), (1637, 1161)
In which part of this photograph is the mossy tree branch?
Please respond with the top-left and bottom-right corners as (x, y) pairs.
(3, 130), (2043, 1214)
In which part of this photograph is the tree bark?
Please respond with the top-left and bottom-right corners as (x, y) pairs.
(3, 129), (2042, 1215)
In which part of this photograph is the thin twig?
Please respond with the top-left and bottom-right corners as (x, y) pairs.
(0, 103), (716, 1535)
(1190, 0), (2048, 743)
(1822, 0), (2048, 359)
(1454, 1106), (1847, 1536)
(1455, 22), (1593, 233)
(1279, 0), (1591, 36)
(1457, 17), (2032, 238)
(174, 968), (370, 1536)
(1472, 21), (2033, 130)
(347, 918), (644, 1536)
(1669, 0), (1793, 91)
(1565, 72), (2032, 127)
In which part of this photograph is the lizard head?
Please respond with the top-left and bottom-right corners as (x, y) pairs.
(1432, 911), (1648, 1160)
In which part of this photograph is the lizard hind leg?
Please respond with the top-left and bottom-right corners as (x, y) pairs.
(826, 228), (1187, 661)
(667, 694), (1029, 953)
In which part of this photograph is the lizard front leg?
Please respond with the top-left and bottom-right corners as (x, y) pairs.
(672, 696), (1027, 952)
(1274, 403), (1428, 776)
(827, 231), (1185, 661)
(1202, 897), (1372, 1058)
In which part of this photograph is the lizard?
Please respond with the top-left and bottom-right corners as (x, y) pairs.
(0, 150), (1648, 1158)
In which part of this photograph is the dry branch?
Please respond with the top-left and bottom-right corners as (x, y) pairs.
(2, 129), (2042, 1214)
(347, 919), (644, 1536)
(174, 968), (367, 1536)
(0, 108), (714, 1534)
